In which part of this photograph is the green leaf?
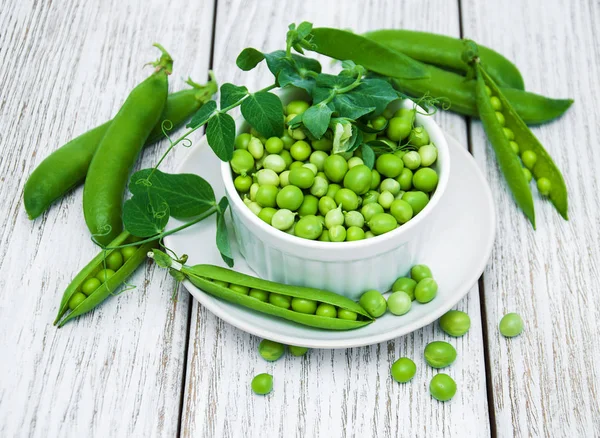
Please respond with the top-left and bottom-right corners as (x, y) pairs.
(123, 191), (169, 237)
(262, 51), (321, 93)
(346, 128), (363, 153)
(343, 78), (399, 115)
(220, 83), (248, 108)
(354, 119), (388, 133)
(296, 21), (313, 39)
(216, 197), (234, 267)
(130, 169), (215, 219)
(361, 144), (375, 169)
(206, 113), (236, 161)
(236, 48), (265, 71)
(302, 104), (332, 138)
(240, 92), (284, 138)
(186, 100), (217, 129)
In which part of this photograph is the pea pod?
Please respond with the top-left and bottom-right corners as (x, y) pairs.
(364, 29), (524, 89)
(477, 65), (568, 220)
(149, 250), (373, 330)
(23, 77), (217, 220)
(83, 44), (172, 245)
(389, 62), (572, 125)
(54, 231), (157, 327)
(309, 27), (429, 79)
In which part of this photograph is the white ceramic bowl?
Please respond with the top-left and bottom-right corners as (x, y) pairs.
(221, 88), (450, 300)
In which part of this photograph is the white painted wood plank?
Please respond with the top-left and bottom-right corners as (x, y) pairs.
(180, 1), (490, 437)
(0, 0), (215, 436)
(462, 0), (600, 436)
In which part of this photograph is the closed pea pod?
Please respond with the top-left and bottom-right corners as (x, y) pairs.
(83, 45), (173, 245)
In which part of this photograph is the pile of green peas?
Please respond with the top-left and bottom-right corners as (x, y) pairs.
(66, 245), (139, 310)
(230, 99), (440, 241)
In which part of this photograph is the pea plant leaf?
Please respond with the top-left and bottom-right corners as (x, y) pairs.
(130, 169), (216, 219)
(186, 100), (217, 129)
(346, 128), (363, 153)
(240, 91), (284, 138)
(236, 48), (265, 71)
(123, 191), (170, 237)
(206, 112), (236, 161)
(216, 197), (234, 267)
(339, 78), (398, 116)
(361, 144), (375, 169)
(262, 51), (321, 93)
(220, 83), (248, 108)
(301, 103), (332, 139)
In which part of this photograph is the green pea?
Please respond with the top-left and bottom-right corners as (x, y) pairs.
(495, 111), (506, 126)
(429, 373), (456, 402)
(408, 126), (430, 147)
(523, 167), (533, 183)
(537, 177), (552, 196)
(231, 149), (255, 175)
(312, 137), (333, 152)
(251, 373), (273, 395)
(335, 188), (359, 211)
(503, 127), (514, 140)
(213, 280), (229, 288)
(521, 150), (537, 169)
(415, 278), (438, 303)
(315, 303), (337, 318)
(287, 100), (310, 115)
(346, 226), (365, 241)
(247, 201), (262, 216)
(258, 339), (285, 362)
(499, 313), (524, 337)
(263, 154), (286, 173)
(295, 215), (323, 240)
(255, 185), (279, 208)
(394, 108), (416, 121)
(390, 357), (416, 383)
(229, 284), (249, 295)
(298, 194), (318, 217)
(418, 145), (438, 167)
(256, 169), (280, 186)
(344, 211), (364, 228)
(121, 246), (138, 261)
(279, 150), (293, 168)
(68, 292), (87, 310)
(397, 168), (413, 191)
(325, 205), (344, 229)
(303, 163), (318, 175)
(248, 137), (265, 160)
(361, 203), (384, 222)
(310, 150), (328, 171)
(389, 199), (413, 224)
(329, 225), (347, 242)
(484, 85), (492, 96)
(424, 341), (457, 369)
(96, 268), (115, 283)
(281, 133), (295, 149)
(391, 277), (417, 301)
(411, 264), (432, 282)
(347, 157), (364, 168)
(343, 165), (372, 195)
(235, 175), (253, 192)
(290, 140), (312, 161)
(365, 231), (375, 239)
(387, 291), (412, 315)
(269, 209), (294, 231)
(402, 151), (421, 170)
(279, 170), (290, 187)
(402, 191), (429, 215)
(362, 190), (379, 205)
(318, 229), (330, 241)
(376, 153), (404, 178)
(258, 207), (277, 225)
(318, 196), (337, 216)
(105, 251), (123, 271)
(249, 288), (269, 302)
(377, 191), (394, 210)
(337, 309), (358, 321)
(326, 183), (341, 199)
(310, 176), (329, 197)
(371, 115), (388, 131)
(291, 297), (318, 314)
(412, 168), (439, 192)
(370, 169), (381, 190)
(276, 185), (304, 211)
(269, 293), (291, 309)
(249, 183), (259, 201)
(265, 137), (284, 154)
(289, 167), (315, 189)
(439, 310), (471, 337)
(289, 346), (309, 357)
(235, 133), (251, 150)
(393, 149), (406, 159)
(324, 154), (349, 183)
(490, 95), (502, 111)
(368, 212), (397, 235)
(509, 141), (520, 154)
(359, 289), (387, 318)
(379, 178), (399, 196)
(387, 117), (412, 141)
(81, 277), (101, 296)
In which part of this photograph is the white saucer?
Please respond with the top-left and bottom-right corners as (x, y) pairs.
(164, 135), (496, 348)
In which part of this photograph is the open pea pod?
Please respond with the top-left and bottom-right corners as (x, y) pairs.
(54, 231), (157, 327)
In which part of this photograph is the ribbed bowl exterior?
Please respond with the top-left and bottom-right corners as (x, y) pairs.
(222, 88), (450, 300)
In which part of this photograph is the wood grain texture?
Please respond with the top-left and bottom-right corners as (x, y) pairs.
(179, 1), (490, 437)
(462, 0), (600, 436)
(0, 0), (215, 436)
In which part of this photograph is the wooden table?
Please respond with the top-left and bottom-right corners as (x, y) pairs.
(1, 0), (598, 436)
